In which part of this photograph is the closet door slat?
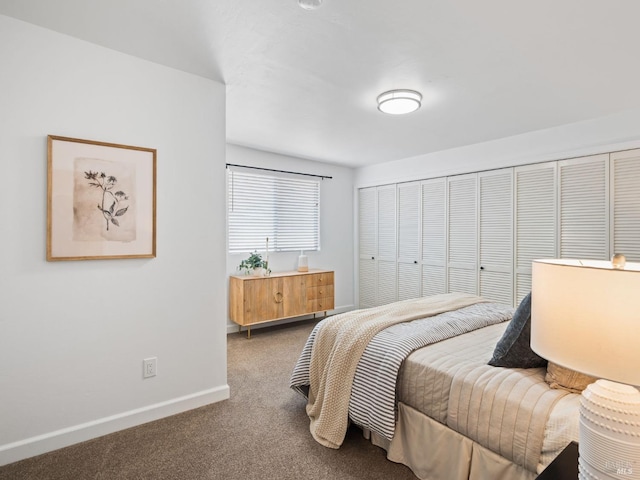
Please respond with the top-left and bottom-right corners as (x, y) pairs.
(479, 169), (513, 305)
(559, 155), (608, 260)
(515, 163), (556, 305)
(448, 174), (477, 295)
(612, 150), (640, 262)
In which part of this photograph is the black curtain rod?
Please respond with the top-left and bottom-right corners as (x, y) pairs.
(225, 163), (332, 180)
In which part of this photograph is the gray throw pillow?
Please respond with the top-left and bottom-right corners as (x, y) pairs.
(488, 292), (547, 368)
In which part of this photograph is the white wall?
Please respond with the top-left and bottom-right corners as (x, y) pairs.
(0, 15), (228, 465)
(226, 145), (355, 332)
(356, 109), (640, 187)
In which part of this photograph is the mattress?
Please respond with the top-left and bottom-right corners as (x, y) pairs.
(396, 322), (581, 471)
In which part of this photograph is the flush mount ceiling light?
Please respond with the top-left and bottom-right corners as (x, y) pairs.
(298, 0), (323, 10)
(377, 89), (422, 115)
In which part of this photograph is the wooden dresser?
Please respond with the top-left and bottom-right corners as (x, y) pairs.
(229, 269), (334, 337)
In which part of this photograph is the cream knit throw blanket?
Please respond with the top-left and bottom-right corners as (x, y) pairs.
(306, 292), (486, 448)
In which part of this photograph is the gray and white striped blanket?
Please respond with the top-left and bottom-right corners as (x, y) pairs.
(290, 302), (514, 441)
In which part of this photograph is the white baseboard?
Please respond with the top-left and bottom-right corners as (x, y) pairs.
(0, 385), (230, 467)
(225, 304), (355, 334)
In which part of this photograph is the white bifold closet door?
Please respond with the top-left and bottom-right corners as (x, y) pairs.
(478, 169), (513, 305)
(514, 163), (557, 305)
(358, 184), (398, 308)
(447, 173), (478, 295)
(397, 182), (421, 301)
(376, 185), (397, 306)
(422, 178), (447, 297)
(611, 149), (640, 262)
(558, 154), (609, 260)
(358, 187), (377, 308)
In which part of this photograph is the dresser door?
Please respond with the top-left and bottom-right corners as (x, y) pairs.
(243, 277), (284, 322)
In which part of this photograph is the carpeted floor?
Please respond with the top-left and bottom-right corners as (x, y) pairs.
(0, 320), (418, 480)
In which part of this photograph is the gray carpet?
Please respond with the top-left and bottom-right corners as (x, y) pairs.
(0, 320), (418, 479)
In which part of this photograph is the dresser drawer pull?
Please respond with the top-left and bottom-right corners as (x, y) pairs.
(274, 292), (283, 303)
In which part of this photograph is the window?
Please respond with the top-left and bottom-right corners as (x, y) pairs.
(227, 168), (320, 253)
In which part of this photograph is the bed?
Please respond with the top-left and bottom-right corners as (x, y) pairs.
(290, 292), (581, 480)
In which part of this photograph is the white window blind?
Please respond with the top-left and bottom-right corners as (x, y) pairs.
(228, 169), (320, 253)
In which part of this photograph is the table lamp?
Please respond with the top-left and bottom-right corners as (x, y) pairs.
(531, 258), (640, 480)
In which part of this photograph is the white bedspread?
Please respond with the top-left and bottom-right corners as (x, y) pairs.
(290, 292), (486, 448)
(349, 302), (513, 440)
(291, 295), (581, 472)
(398, 322), (580, 472)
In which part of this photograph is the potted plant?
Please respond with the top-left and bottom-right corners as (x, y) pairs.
(238, 251), (270, 276)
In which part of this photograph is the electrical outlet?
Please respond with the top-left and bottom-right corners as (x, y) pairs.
(143, 357), (157, 378)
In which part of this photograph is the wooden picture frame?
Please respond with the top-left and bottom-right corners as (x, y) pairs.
(47, 135), (156, 261)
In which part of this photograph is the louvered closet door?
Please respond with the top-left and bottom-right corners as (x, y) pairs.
(422, 178), (447, 297)
(479, 169), (513, 305)
(377, 185), (397, 305)
(447, 174), (477, 295)
(359, 259), (377, 308)
(514, 163), (557, 305)
(358, 187), (377, 308)
(559, 154), (609, 260)
(397, 182), (421, 301)
(611, 149), (640, 262)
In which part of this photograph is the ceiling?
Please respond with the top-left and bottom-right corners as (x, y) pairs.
(2, 0), (640, 168)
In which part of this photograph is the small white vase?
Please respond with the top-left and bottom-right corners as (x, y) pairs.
(252, 267), (265, 277)
(298, 251), (308, 272)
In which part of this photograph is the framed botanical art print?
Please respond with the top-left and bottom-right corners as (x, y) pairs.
(47, 135), (156, 261)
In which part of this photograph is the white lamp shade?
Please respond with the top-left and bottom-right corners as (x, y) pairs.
(531, 259), (640, 386)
